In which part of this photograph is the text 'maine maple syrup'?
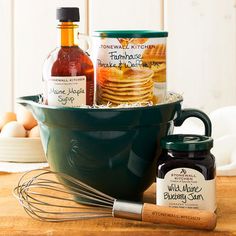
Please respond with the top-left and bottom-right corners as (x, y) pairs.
(43, 7), (94, 107)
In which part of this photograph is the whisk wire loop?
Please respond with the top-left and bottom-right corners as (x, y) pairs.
(13, 169), (115, 221)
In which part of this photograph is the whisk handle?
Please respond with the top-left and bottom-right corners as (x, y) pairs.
(142, 203), (217, 230)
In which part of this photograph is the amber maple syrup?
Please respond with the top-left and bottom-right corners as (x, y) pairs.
(43, 7), (94, 107)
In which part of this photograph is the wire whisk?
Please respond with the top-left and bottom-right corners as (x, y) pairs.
(14, 169), (114, 221)
(14, 169), (217, 230)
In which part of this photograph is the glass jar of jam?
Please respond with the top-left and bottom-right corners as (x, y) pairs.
(156, 134), (216, 212)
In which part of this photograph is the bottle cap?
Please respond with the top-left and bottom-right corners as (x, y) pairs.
(161, 134), (213, 151)
(56, 7), (80, 22)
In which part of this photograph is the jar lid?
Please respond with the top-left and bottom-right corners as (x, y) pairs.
(93, 30), (168, 38)
(161, 134), (213, 151)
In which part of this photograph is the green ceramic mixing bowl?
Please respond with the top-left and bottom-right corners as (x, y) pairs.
(18, 94), (211, 201)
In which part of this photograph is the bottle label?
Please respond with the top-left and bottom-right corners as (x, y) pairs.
(156, 168), (216, 212)
(47, 76), (86, 107)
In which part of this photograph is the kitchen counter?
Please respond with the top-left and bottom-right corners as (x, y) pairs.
(0, 172), (235, 236)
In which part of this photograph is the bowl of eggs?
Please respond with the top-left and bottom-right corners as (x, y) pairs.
(0, 106), (46, 162)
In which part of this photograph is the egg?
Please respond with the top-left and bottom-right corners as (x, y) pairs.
(1, 121), (26, 137)
(0, 112), (17, 130)
(28, 125), (40, 138)
(16, 105), (37, 130)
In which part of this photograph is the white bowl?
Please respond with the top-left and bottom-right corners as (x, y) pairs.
(0, 137), (47, 163)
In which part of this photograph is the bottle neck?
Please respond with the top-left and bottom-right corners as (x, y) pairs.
(57, 22), (78, 47)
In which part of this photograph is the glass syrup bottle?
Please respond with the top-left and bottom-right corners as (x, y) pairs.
(43, 7), (94, 107)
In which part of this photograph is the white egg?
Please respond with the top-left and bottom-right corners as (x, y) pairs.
(1, 121), (26, 138)
(211, 134), (236, 167)
(209, 106), (236, 139)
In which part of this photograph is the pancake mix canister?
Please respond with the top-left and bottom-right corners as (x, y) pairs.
(92, 30), (168, 105)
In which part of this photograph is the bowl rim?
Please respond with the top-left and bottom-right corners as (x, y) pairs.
(17, 92), (183, 112)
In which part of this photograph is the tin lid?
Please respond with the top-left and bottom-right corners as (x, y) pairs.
(93, 30), (168, 38)
(161, 134), (213, 151)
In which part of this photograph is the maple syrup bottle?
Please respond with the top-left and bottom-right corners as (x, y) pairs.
(43, 7), (94, 107)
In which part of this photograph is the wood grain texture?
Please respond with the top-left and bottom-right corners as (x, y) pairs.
(142, 203), (217, 230)
(0, 173), (236, 235)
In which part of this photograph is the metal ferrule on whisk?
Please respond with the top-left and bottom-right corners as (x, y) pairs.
(112, 200), (143, 221)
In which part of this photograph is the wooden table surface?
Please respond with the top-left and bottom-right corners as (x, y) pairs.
(0, 172), (236, 236)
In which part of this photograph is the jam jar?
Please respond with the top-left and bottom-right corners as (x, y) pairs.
(156, 134), (216, 212)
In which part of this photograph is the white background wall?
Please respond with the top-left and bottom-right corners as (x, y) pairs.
(0, 0), (235, 115)
(0, 0), (13, 114)
(89, 0), (163, 32)
(166, 0), (236, 113)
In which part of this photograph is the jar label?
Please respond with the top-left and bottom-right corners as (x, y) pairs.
(156, 168), (216, 212)
(47, 76), (86, 107)
(153, 82), (166, 103)
(93, 37), (166, 105)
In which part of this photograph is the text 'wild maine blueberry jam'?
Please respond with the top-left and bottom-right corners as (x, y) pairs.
(156, 134), (216, 212)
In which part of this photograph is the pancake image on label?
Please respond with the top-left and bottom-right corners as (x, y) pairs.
(142, 44), (166, 82)
(100, 80), (153, 91)
(129, 38), (149, 45)
(151, 63), (166, 73)
(100, 79), (151, 88)
(101, 94), (153, 105)
(142, 44), (166, 63)
(97, 67), (123, 84)
(96, 67), (154, 105)
(151, 63), (166, 83)
(101, 91), (151, 101)
(142, 43), (167, 103)
(104, 68), (153, 83)
(101, 88), (151, 96)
